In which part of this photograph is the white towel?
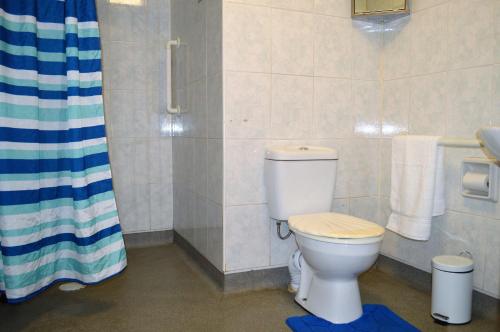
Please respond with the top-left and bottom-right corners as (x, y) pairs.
(386, 135), (445, 241)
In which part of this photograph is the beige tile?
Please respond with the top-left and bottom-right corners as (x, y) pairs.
(352, 20), (383, 80)
(224, 3), (272, 72)
(347, 138), (380, 197)
(314, 15), (352, 78)
(313, 77), (352, 138)
(224, 0), (271, 5)
(483, 218), (500, 297)
(349, 196), (379, 223)
(207, 139), (223, 205)
(352, 80), (382, 137)
(409, 72), (448, 135)
(270, 75), (313, 139)
(225, 71), (271, 138)
(383, 16), (412, 80)
(225, 204), (271, 271)
(314, 0), (351, 17)
(382, 78), (409, 137)
(411, 3), (448, 75)
(272, 0), (314, 11)
(206, 0), (223, 76)
(447, 66), (496, 137)
(225, 139), (267, 205)
(412, 0), (449, 12)
(272, 9), (314, 75)
(448, 0), (496, 69)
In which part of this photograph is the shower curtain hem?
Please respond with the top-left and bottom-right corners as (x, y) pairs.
(2, 264), (127, 304)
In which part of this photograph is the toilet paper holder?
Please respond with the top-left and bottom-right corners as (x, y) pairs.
(461, 158), (498, 202)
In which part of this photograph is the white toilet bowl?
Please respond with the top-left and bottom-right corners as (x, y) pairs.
(289, 213), (385, 324)
(263, 146), (385, 324)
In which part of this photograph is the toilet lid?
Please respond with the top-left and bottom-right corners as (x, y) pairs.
(288, 213), (385, 239)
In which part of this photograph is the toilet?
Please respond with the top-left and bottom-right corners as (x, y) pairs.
(264, 146), (385, 324)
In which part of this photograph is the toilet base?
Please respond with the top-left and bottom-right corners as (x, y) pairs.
(295, 259), (363, 324)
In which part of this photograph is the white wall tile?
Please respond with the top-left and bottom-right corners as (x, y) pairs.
(483, 219), (500, 297)
(224, 0), (271, 5)
(270, 75), (313, 139)
(352, 80), (381, 137)
(347, 139), (380, 197)
(193, 194), (208, 255)
(495, 3), (500, 63)
(225, 139), (266, 205)
(448, 0), (495, 70)
(314, 0), (350, 18)
(207, 201), (223, 271)
(206, 0), (223, 76)
(134, 184), (152, 232)
(349, 196), (378, 223)
(332, 198), (349, 214)
(225, 205), (271, 270)
(352, 20), (382, 80)
(272, 9), (314, 75)
(207, 139), (223, 205)
(314, 15), (351, 78)
(224, 3), (272, 72)
(207, 73), (223, 139)
(446, 66), (495, 137)
(225, 72), (271, 138)
(193, 139), (208, 197)
(150, 183), (174, 231)
(383, 16), (412, 80)
(409, 72), (447, 135)
(411, 4), (448, 75)
(313, 77), (352, 139)
(382, 78), (409, 137)
(411, 0), (449, 13)
(272, 0), (314, 12)
(106, 90), (134, 139)
(379, 139), (391, 198)
(133, 139), (151, 185)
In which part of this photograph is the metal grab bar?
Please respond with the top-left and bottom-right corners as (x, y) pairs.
(166, 38), (181, 114)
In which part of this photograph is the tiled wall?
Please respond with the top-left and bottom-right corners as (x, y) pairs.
(379, 0), (500, 299)
(222, 0), (500, 299)
(171, 0), (224, 271)
(96, 0), (173, 234)
(222, 0), (383, 272)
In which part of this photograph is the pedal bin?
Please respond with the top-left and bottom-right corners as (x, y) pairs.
(431, 255), (473, 324)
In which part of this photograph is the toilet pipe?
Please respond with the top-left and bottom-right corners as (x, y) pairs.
(276, 221), (293, 240)
(288, 249), (302, 293)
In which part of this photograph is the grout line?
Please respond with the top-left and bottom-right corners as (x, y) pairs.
(224, 0), (351, 20)
(383, 63), (496, 82)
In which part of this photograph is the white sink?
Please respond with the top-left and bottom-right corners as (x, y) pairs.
(478, 127), (500, 161)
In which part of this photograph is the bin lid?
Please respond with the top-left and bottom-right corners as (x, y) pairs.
(432, 255), (474, 273)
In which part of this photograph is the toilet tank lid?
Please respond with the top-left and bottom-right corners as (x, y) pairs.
(265, 146), (338, 161)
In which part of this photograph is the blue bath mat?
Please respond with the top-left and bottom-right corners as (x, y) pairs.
(286, 304), (420, 332)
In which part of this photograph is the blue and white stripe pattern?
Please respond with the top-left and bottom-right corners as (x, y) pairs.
(0, 0), (127, 303)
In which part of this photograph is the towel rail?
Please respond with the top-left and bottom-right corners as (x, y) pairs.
(437, 137), (482, 148)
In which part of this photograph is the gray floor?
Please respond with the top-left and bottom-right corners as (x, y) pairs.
(1, 244), (498, 331)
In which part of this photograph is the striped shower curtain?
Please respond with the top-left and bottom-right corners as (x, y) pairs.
(0, 0), (127, 303)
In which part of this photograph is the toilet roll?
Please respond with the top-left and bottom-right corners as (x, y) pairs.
(463, 172), (489, 193)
